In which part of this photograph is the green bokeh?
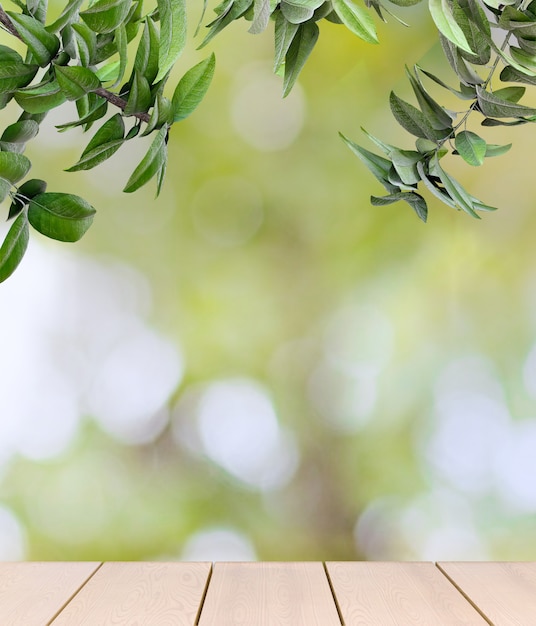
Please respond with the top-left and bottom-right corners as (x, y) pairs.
(2, 1), (536, 562)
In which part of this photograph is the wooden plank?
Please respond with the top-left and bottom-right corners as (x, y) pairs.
(0, 562), (100, 626)
(438, 562), (536, 625)
(198, 562), (341, 625)
(51, 562), (211, 626)
(326, 561), (489, 625)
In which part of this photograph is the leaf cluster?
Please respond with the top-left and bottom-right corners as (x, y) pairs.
(345, 0), (536, 221)
(0, 0), (215, 281)
(200, 0), (387, 96)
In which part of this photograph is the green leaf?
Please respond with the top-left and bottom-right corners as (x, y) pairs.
(199, 0), (253, 48)
(280, 1), (314, 23)
(66, 113), (125, 171)
(72, 22), (97, 66)
(489, 37), (536, 78)
(28, 192), (96, 242)
(476, 85), (536, 118)
(112, 23), (128, 88)
(452, 0), (490, 65)
(195, 0), (209, 36)
(432, 153), (479, 217)
(0, 45), (23, 65)
(454, 130), (486, 166)
(83, 113), (125, 147)
(55, 97), (108, 130)
(249, 0), (271, 33)
(391, 160), (420, 185)
(518, 36), (536, 57)
(60, 23), (78, 59)
(389, 91), (451, 141)
(171, 53), (215, 122)
(480, 117), (528, 127)
(331, 0), (378, 44)
(142, 94), (172, 135)
(509, 47), (536, 74)
(80, 0), (131, 33)
(14, 79), (67, 114)
(371, 191), (428, 222)
(405, 66), (454, 130)
(274, 11), (299, 72)
(485, 143), (512, 157)
(440, 33), (483, 85)
(416, 160), (457, 208)
(46, 0), (85, 32)
(0, 212), (29, 283)
(0, 58), (38, 95)
(492, 86), (525, 103)
(283, 21), (319, 97)
(123, 125), (168, 193)
(416, 65), (475, 99)
(66, 138), (125, 171)
(340, 132), (398, 193)
(95, 61), (120, 83)
(134, 17), (160, 86)
(26, 0), (46, 23)
(428, 0), (473, 55)
(124, 71), (152, 115)
(0, 152), (32, 202)
(55, 66), (101, 101)
(156, 149), (168, 196)
(9, 178), (47, 219)
(0, 120), (39, 153)
(125, 0), (143, 41)
(6, 11), (60, 66)
(416, 138), (439, 153)
(156, 0), (187, 82)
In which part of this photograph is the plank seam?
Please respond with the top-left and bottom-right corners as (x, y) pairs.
(47, 562), (104, 626)
(322, 562), (345, 626)
(434, 563), (495, 626)
(194, 562), (214, 625)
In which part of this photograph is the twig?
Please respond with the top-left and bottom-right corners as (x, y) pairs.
(0, 5), (151, 124)
(94, 88), (150, 123)
(0, 4), (21, 38)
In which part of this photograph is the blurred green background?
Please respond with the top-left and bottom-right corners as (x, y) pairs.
(2, 1), (536, 562)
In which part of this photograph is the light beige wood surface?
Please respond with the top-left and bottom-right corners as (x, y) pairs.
(197, 562), (341, 625)
(0, 561), (100, 626)
(326, 561), (489, 625)
(51, 562), (212, 626)
(4, 561), (536, 624)
(439, 561), (536, 625)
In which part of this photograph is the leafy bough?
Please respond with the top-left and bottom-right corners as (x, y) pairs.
(342, 0), (536, 222)
(0, 0), (215, 282)
(200, 0), (534, 223)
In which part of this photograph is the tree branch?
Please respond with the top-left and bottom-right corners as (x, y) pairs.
(0, 5), (151, 124)
(0, 4), (22, 38)
(94, 88), (150, 123)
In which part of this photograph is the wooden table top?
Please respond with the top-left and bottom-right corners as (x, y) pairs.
(0, 561), (534, 625)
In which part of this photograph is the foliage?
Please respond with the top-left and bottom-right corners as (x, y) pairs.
(2, 0), (536, 281)
(0, 0), (215, 281)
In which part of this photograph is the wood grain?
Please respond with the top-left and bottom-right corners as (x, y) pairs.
(438, 562), (536, 625)
(50, 562), (211, 626)
(0, 561), (100, 626)
(198, 562), (341, 625)
(326, 561), (489, 625)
